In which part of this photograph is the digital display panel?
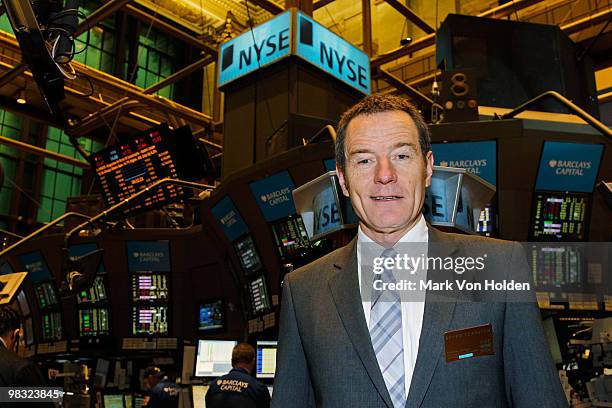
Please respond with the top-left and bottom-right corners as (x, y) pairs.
(103, 394), (125, 408)
(79, 308), (110, 337)
(131, 305), (169, 336)
(198, 300), (223, 332)
(248, 276), (271, 315)
(271, 217), (310, 259)
(476, 205), (496, 237)
(24, 317), (34, 346)
(18, 251), (52, 283)
(256, 341), (278, 379)
(131, 273), (169, 301)
(233, 234), (263, 277)
(90, 125), (185, 217)
(69, 243), (105, 273)
(530, 245), (584, 289)
(194, 340), (236, 377)
(126, 241), (171, 272)
(77, 275), (108, 304)
(41, 312), (62, 341)
(34, 282), (58, 310)
(530, 192), (589, 241)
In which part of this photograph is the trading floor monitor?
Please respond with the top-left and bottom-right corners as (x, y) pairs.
(256, 341), (278, 379)
(194, 340), (236, 378)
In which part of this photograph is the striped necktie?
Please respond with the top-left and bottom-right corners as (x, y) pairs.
(369, 247), (405, 408)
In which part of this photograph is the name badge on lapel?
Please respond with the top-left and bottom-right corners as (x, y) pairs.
(444, 323), (494, 363)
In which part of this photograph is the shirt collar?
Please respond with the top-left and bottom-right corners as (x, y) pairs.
(357, 214), (428, 246)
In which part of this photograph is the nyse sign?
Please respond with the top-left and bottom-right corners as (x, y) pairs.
(296, 12), (370, 94)
(218, 12), (292, 88)
(217, 10), (370, 94)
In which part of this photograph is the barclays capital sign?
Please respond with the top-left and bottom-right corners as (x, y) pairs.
(218, 10), (371, 94)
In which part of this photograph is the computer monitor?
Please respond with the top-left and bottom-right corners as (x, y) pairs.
(77, 275), (108, 304)
(90, 124), (188, 218)
(79, 308), (110, 337)
(131, 305), (169, 336)
(248, 276), (271, 315)
(34, 282), (58, 310)
(103, 394), (125, 408)
(194, 340), (236, 378)
(530, 245), (584, 289)
(131, 273), (169, 301)
(69, 243), (105, 273)
(233, 234), (263, 277)
(124, 395), (133, 408)
(191, 385), (209, 408)
(530, 191), (589, 241)
(256, 341), (278, 379)
(198, 300), (224, 332)
(41, 312), (62, 341)
(271, 216), (310, 259)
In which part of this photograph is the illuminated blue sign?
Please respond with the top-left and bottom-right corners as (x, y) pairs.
(69, 243), (105, 272)
(126, 241), (171, 272)
(431, 141), (497, 186)
(250, 171), (296, 222)
(536, 141), (604, 193)
(18, 251), (52, 283)
(218, 11), (292, 88)
(296, 12), (370, 94)
(211, 196), (249, 242)
(324, 158), (336, 172)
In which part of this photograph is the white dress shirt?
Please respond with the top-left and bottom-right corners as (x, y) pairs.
(357, 214), (428, 400)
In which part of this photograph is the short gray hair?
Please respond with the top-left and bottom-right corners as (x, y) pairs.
(335, 94), (431, 171)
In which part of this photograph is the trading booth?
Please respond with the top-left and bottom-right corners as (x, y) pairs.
(0, 3), (610, 408)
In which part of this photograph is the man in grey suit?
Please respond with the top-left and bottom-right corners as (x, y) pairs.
(271, 95), (567, 407)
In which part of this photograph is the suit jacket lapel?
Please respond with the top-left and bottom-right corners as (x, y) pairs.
(328, 237), (395, 408)
(405, 226), (459, 408)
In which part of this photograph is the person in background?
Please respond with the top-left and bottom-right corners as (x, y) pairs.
(0, 305), (48, 387)
(143, 366), (180, 408)
(0, 305), (54, 408)
(205, 343), (270, 408)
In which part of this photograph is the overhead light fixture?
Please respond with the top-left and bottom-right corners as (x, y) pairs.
(16, 89), (26, 105)
(400, 37), (413, 46)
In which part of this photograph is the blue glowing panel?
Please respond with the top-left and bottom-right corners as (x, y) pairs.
(211, 196), (249, 242)
(218, 11), (292, 88)
(535, 141), (604, 193)
(249, 171), (296, 222)
(296, 12), (370, 94)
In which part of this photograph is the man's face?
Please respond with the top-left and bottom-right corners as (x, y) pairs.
(337, 110), (433, 244)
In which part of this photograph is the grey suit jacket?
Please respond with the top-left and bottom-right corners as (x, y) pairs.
(271, 226), (568, 408)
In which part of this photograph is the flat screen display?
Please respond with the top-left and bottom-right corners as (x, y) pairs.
(34, 282), (58, 310)
(103, 394), (125, 408)
(41, 312), (62, 341)
(198, 300), (223, 332)
(233, 234), (263, 277)
(79, 308), (110, 337)
(194, 340), (236, 378)
(248, 276), (271, 315)
(18, 251), (52, 283)
(77, 275), (108, 304)
(90, 124), (185, 217)
(131, 305), (169, 336)
(126, 241), (171, 272)
(16, 291), (30, 316)
(131, 273), (169, 301)
(530, 192), (589, 241)
(256, 341), (278, 379)
(271, 216), (310, 259)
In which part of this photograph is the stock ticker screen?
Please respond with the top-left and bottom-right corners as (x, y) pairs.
(271, 217), (310, 259)
(131, 305), (169, 336)
(90, 125), (185, 217)
(131, 273), (169, 301)
(248, 276), (271, 315)
(530, 245), (584, 289)
(34, 282), (59, 310)
(79, 308), (110, 336)
(530, 192), (589, 241)
(42, 312), (63, 341)
(77, 275), (107, 304)
(233, 234), (263, 277)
